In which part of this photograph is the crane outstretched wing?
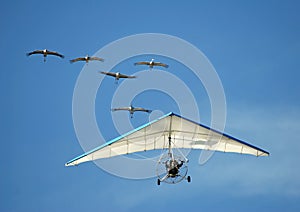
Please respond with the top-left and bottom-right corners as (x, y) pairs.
(90, 57), (104, 62)
(100, 71), (117, 77)
(65, 112), (269, 166)
(133, 107), (151, 112)
(154, 62), (169, 68)
(111, 107), (130, 111)
(118, 73), (136, 78)
(134, 61), (150, 66)
(47, 51), (64, 58)
(26, 50), (44, 56)
(70, 58), (84, 63)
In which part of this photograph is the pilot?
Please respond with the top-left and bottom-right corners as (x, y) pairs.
(166, 160), (184, 177)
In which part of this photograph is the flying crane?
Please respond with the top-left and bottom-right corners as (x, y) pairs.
(100, 71), (136, 83)
(111, 105), (151, 118)
(70, 55), (104, 63)
(134, 59), (169, 69)
(26, 49), (64, 62)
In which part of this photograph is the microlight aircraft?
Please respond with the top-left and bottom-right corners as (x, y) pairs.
(65, 112), (269, 185)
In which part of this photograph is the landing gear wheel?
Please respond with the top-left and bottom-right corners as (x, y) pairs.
(157, 179), (160, 185)
(187, 176), (191, 183)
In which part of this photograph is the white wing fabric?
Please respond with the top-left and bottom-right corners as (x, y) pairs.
(65, 112), (269, 166)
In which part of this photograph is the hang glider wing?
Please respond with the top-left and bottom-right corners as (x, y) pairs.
(65, 112), (269, 166)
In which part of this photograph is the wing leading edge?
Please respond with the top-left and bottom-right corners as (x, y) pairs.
(65, 112), (269, 166)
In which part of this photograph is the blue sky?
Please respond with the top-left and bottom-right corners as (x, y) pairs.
(1, 0), (300, 211)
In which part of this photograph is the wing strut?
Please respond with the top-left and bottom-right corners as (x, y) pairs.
(168, 115), (173, 157)
(168, 136), (172, 158)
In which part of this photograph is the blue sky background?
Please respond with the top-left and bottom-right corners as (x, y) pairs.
(1, 0), (300, 211)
